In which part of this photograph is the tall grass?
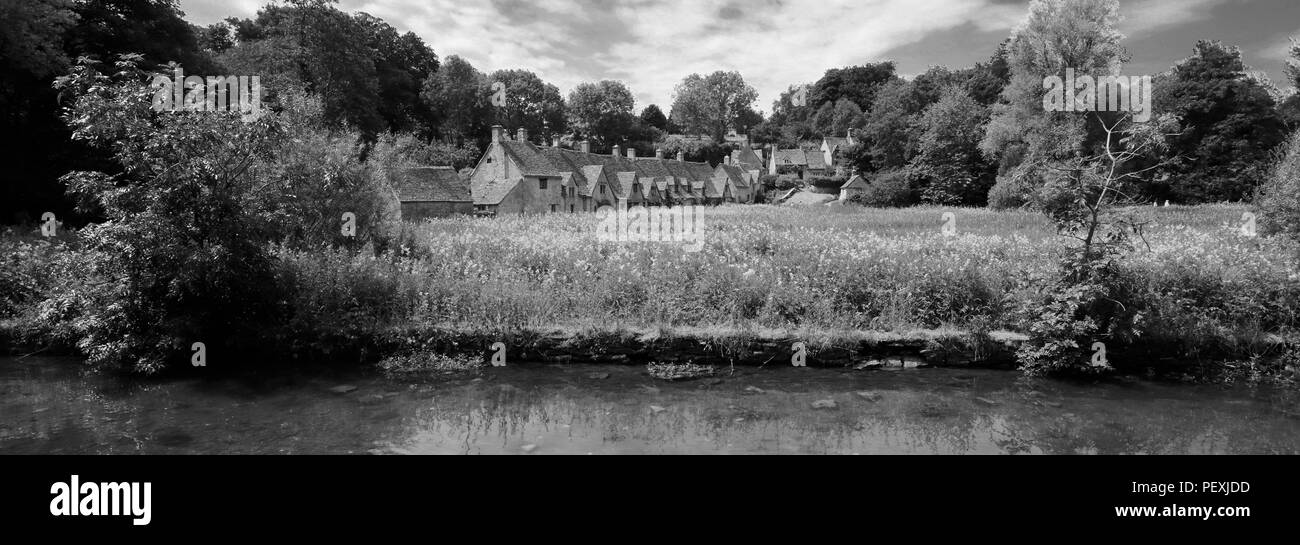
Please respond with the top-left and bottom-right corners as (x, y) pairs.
(273, 204), (1298, 347)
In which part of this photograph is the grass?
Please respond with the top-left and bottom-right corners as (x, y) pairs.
(296, 203), (1297, 343)
(4, 203), (1297, 375)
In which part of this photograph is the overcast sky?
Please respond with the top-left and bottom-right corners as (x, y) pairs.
(178, 0), (1300, 114)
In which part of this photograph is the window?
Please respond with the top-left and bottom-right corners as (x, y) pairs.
(569, 187), (575, 198)
(539, 178), (548, 190)
(570, 205), (575, 213)
(600, 185), (606, 195)
(550, 204), (557, 213)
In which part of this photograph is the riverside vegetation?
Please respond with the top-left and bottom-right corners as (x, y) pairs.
(2, 35), (1299, 383)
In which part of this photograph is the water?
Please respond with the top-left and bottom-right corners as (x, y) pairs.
(2, 357), (1298, 454)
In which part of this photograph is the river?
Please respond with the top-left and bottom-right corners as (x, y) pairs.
(2, 357), (1297, 454)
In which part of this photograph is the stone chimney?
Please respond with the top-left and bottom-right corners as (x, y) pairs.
(516, 128), (529, 142)
(612, 144), (621, 159)
(655, 149), (664, 159)
(627, 148), (637, 160)
(676, 150), (684, 162)
(724, 155), (732, 165)
(552, 135), (561, 148)
(491, 125), (504, 143)
(580, 140), (591, 154)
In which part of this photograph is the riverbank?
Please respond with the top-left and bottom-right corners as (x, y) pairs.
(3, 204), (1297, 380)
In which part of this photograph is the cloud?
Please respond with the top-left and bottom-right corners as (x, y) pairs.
(179, 0), (1248, 114)
(1120, 0), (1233, 35)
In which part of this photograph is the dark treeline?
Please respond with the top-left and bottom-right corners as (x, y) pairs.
(8, 0), (1297, 226)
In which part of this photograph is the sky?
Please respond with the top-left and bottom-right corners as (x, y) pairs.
(178, 0), (1300, 115)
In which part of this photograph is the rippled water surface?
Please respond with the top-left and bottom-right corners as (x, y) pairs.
(2, 357), (1298, 454)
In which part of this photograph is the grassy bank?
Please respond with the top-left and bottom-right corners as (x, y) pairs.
(3, 204), (1298, 381)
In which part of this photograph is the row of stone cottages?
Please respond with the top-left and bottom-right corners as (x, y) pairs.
(386, 126), (864, 221)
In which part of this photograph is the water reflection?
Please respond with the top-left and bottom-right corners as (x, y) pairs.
(1, 358), (1297, 454)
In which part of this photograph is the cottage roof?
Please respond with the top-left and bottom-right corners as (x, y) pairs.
(393, 167), (472, 202)
(773, 148), (808, 166)
(840, 174), (869, 190)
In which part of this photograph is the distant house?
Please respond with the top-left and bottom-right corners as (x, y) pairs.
(769, 147), (828, 179)
(391, 166), (474, 221)
(821, 130), (858, 176)
(839, 174), (868, 201)
(468, 126), (732, 215)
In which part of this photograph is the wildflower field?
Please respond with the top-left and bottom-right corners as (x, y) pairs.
(4, 203), (1297, 374)
(278, 203), (1298, 352)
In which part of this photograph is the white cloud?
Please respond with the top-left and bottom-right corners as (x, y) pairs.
(1120, 0), (1232, 36)
(178, 0), (1242, 114)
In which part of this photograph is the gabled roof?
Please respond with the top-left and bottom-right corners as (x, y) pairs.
(773, 148), (808, 166)
(841, 174), (869, 189)
(805, 151), (827, 170)
(392, 166), (472, 203)
(716, 164), (749, 189)
(734, 147), (764, 169)
(705, 176), (731, 199)
(501, 141), (561, 177)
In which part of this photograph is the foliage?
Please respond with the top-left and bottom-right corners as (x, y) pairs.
(420, 55), (489, 143)
(669, 71), (759, 142)
(1150, 40), (1286, 203)
(640, 104), (669, 131)
(910, 87), (995, 205)
(52, 56), (284, 372)
(488, 68), (567, 140)
(566, 80), (636, 151)
(858, 169), (918, 207)
(1255, 131), (1300, 243)
(981, 0), (1126, 178)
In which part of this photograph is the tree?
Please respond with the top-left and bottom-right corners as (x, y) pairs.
(1151, 40), (1286, 203)
(65, 0), (217, 72)
(1016, 111), (1181, 376)
(668, 71), (758, 141)
(981, 0), (1127, 180)
(220, 1), (385, 136)
(420, 55), (489, 143)
(488, 69), (566, 142)
(355, 13), (439, 135)
(809, 62), (899, 112)
(640, 104), (668, 131)
(857, 81), (922, 172)
(910, 87), (995, 205)
(566, 80), (636, 151)
(53, 56), (284, 372)
(0, 0), (79, 223)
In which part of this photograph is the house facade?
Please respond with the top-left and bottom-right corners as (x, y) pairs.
(839, 174), (869, 201)
(821, 130), (858, 177)
(390, 166), (474, 221)
(469, 125), (746, 215)
(768, 147), (828, 179)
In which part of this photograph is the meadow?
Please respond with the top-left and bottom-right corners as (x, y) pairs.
(4, 203), (1297, 377)
(274, 203), (1297, 357)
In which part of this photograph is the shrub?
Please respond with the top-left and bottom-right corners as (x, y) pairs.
(1255, 131), (1300, 242)
(860, 169), (917, 207)
(987, 175), (1031, 210)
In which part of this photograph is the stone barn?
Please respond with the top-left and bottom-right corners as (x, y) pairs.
(391, 166), (474, 221)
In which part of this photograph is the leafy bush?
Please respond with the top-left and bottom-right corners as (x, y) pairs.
(986, 175), (1031, 210)
(1255, 131), (1300, 243)
(860, 169), (917, 207)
